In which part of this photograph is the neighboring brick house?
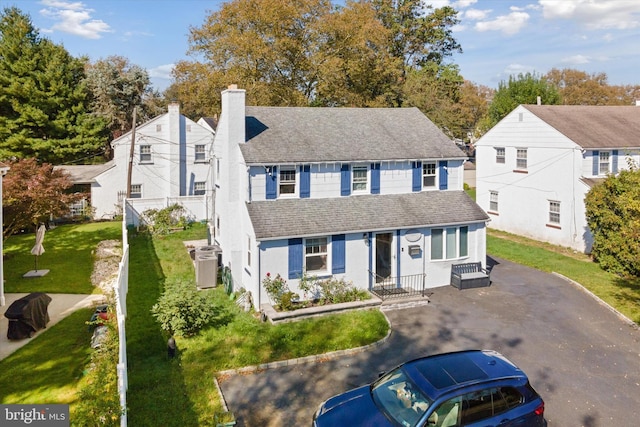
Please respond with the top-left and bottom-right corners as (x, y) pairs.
(60, 103), (215, 222)
(475, 104), (640, 253)
(213, 86), (489, 309)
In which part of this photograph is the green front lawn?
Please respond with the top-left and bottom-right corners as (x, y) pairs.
(4, 221), (121, 294)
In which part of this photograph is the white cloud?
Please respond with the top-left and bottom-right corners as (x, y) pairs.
(149, 64), (175, 80)
(540, 0), (640, 30)
(39, 0), (111, 39)
(561, 54), (591, 65)
(475, 11), (530, 35)
(464, 9), (491, 21)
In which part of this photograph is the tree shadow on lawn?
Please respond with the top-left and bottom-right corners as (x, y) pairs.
(611, 275), (640, 324)
(126, 232), (201, 427)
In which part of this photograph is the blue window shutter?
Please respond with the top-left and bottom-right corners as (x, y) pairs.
(592, 151), (599, 175)
(332, 234), (345, 274)
(340, 164), (351, 196)
(371, 163), (380, 194)
(266, 166), (278, 199)
(612, 150), (618, 174)
(300, 165), (310, 198)
(288, 238), (303, 279)
(412, 161), (422, 192)
(439, 161), (448, 190)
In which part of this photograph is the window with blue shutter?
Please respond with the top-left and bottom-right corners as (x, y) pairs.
(438, 161), (448, 190)
(371, 163), (380, 194)
(266, 166), (278, 199)
(300, 165), (310, 198)
(412, 161), (422, 192)
(340, 164), (351, 196)
(612, 150), (618, 174)
(592, 151), (599, 176)
(331, 234), (345, 274)
(288, 238), (303, 279)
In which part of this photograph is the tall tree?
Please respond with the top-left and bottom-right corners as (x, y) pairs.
(3, 158), (81, 240)
(84, 56), (152, 151)
(487, 72), (560, 127)
(186, 0), (332, 107)
(0, 7), (108, 163)
(585, 167), (640, 278)
(545, 68), (640, 106)
(314, 1), (402, 107)
(371, 0), (461, 68)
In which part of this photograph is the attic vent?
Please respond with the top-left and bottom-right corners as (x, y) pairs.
(518, 113), (523, 122)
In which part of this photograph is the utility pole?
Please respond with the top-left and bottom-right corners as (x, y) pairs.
(126, 107), (137, 198)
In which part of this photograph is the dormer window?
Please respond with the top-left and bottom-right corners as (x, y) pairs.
(599, 151), (610, 174)
(352, 165), (368, 192)
(422, 162), (436, 188)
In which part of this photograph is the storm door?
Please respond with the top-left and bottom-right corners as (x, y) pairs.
(375, 232), (393, 283)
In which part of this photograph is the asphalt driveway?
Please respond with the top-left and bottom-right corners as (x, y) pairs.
(218, 257), (640, 427)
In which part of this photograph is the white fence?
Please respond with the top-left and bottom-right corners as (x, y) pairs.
(125, 195), (211, 227)
(115, 206), (130, 426)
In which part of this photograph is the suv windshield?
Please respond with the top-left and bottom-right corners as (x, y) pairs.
(371, 367), (432, 427)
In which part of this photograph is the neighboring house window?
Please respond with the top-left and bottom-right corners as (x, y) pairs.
(422, 162), (436, 188)
(599, 151), (610, 175)
(495, 147), (505, 164)
(140, 145), (152, 163)
(130, 184), (142, 198)
(195, 145), (206, 162)
(194, 181), (206, 195)
(549, 200), (560, 224)
(279, 166), (296, 196)
(246, 236), (251, 267)
(489, 191), (499, 212)
(516, 148), (527, 169)
(352, 165), (368, 192)
(305, 237), (328, 273)
(431, 226), (468, 260)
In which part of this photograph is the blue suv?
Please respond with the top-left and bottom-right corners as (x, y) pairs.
(313, 350), (546, 427)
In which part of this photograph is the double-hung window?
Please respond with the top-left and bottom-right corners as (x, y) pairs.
(549, 201), (560, 224)
(495, 147), (505, 164)
(305, 237), (328, 273)
(140, 145), (152, 163)
(431, 226), (468, 260)
(422, 162), (436, 188)
(489, 191), (499, 212)
(279, 166), (296, 196)
(194, 181), (206, 195)
(352, 165), (368, 192)
(599, 151), (610, 175)
(516, 148), (527, 170)
(130, 184), (142, 198)
(195, 144), (206, 162)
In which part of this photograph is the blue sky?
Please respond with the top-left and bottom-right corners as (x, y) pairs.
(4, 0), (640, 92)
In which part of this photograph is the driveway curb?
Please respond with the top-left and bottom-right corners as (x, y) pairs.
(552, 272), (638, 329)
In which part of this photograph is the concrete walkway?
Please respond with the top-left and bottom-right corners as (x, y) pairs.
(0, 293), (106, 360)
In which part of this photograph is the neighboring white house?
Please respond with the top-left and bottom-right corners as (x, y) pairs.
(475, 104), (640, 253)
(60, 103), (215, 223)
(213, 86), (489, 309)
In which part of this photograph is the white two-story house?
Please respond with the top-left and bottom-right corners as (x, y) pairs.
(475, 104), (640, 253)
(60, 103), (215, 222)
(213, 86), (489, 308)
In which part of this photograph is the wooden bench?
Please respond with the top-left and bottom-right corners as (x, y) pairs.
(450, 262), (491, 290)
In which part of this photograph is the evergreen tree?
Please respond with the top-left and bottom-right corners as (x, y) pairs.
(0, 7), (108, 163)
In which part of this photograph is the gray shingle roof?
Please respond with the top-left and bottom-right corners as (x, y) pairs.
(54, 161), (114, 184)
(523, 105), (640, 149)
(247, 191), (489, 240)
(240, 106), (466, 164)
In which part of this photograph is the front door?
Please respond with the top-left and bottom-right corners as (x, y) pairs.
(375, 232), (393, 283)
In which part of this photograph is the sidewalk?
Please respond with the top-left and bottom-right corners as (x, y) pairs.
(0, 293), (106, 360)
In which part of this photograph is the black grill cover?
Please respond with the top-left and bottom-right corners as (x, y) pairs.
(4, 292), (52, 340)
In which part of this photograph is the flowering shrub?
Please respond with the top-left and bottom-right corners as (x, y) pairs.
(263, 273), (299, 311)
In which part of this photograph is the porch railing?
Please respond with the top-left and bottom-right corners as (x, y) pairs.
(369, 271), (427, 301)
